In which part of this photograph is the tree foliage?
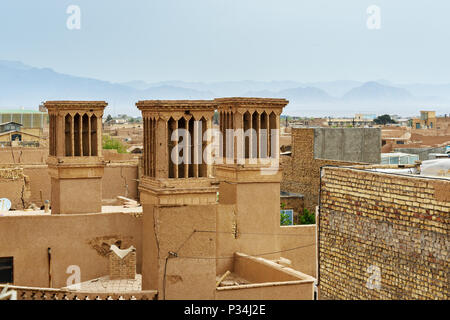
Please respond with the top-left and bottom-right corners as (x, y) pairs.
(280, 211), (292, 226)
(298, 208), (315, 225)
(374, 114), (397, 125)
(102, 135), (128, 153)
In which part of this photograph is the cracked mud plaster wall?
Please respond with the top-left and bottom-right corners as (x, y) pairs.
(216, 204), (317, 279)
(102, 164), (139, 200)
(141, 204), (217, 300)
(0, 148), (138, 164)
(0, 148), (48, 164)
(319, 167), (449, 300)
(0, 168), (31, 209)
(0, 164), (139, 208)
(0, 213), (142, 288)
(158, 204), (216, 300)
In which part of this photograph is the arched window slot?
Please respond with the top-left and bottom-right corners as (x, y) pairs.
(64, 114), (73, 156)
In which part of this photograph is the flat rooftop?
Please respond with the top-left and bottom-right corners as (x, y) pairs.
(0, 205), (142, 217)
(354, 160), (450, 179)
(64, 274), (142, 293)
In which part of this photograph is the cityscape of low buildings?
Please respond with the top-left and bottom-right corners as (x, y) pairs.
(1, 0), (449, 310)
(0, 101), (448, 301)
(0, 109), (48, 147)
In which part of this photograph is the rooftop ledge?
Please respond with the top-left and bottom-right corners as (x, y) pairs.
(0, 205), (142, 217)
(216, 252), (315, 292)
(324, 161), (450, 180)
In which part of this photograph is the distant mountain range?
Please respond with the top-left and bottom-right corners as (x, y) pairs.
(0, 60), (449, 117)
(342, 81), (413, 102)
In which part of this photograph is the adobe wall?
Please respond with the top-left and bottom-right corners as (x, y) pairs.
(102, 163), (139, 201)
(279, 135), (291, 148)
(103, 149), (140, 162)
(216, 195), (317, 278)
(0, 212), (142, 288)
(22, 165), (51, 205)
(0, 168), (31, 210)
(51, 177), (103, 214)
(319, 167), (449, 300)
(0, 148), (139, 204)
(0, 163), (139, 209)
(234, 253), (301, 283)
(0, 148), (48, 164)
(281, 128), (365, 212)
(0, 148), (139, 165)
(215, 252), (314, 300)
(141, 203), (217, 300)
(216, 182), (282, 275)
(215, 281), (314, 300)
(276, 225), (316, 278)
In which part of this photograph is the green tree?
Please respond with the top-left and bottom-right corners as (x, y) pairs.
(106, 114), (113, 122)
(280, 211), (292, 226)
(298, 208), (315, 225)
(280, 203), (292, 225)
(102, 135), (128, 153)
(374, 114), (397, 125)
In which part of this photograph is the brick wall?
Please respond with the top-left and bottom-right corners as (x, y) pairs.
(109, 249), (136, 280)
(319, 166), (449, 299)
(281, 128), (364, 213)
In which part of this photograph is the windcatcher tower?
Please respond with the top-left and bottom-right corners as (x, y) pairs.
(213, 97), (289, 273)
(137, 100), (218, 299)
(45, 101), (107, 214)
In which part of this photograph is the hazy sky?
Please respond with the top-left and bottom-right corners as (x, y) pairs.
(1, 0), (449, 84)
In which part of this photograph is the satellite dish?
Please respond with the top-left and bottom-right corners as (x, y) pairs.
(0, 198), (12, 211)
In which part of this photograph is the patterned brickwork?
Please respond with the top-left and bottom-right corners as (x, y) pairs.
(109, 250), (136, 280)
(319, 166), (449, 300)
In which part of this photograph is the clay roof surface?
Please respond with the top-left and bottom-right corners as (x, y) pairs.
(64, 274), (142, 293)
